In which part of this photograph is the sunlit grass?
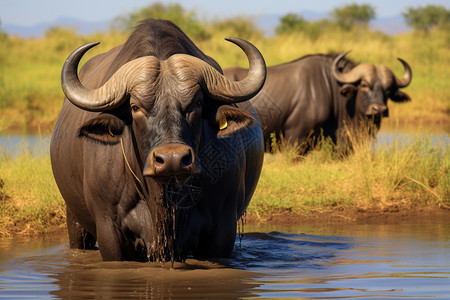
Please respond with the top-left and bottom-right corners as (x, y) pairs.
(0, 27), (449, 133)
(247, 131), (450, 220)
(0, 137), (64, 236)
(0, 24), (449, 235)
(0, 131), (448, 236)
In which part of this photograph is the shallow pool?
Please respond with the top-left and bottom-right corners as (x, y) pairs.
(1, 217), (449, 299)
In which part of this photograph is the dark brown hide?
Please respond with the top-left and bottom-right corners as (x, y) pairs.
(50, 19), (265, 262)
(224, 53), (412, 152)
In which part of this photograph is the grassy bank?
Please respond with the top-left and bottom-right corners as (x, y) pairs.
(248, 133), (449, 221)
(0, 23), (448, 236)
(0, 133), (448, 236)
(0, 27), (449, 133)
(0, 137), (65, 236)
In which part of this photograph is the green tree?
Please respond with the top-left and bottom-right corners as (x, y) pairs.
(211, 16), (262, 39)
(111, 3), (209, 40)
(275, 13), (308, 35)
(0, 18), (8, 41)
(403, 5), (450, 32)
(331, 3), (376, 30)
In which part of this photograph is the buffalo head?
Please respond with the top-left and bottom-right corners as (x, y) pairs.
(332, 51), (412, 128)
(62, 38), (265, 181)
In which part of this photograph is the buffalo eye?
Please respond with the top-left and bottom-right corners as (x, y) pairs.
(190, 93), (203, 111)
(360, 82), (369, 89)
(188, 99), (202, 112)
(131, 105), (140, 113)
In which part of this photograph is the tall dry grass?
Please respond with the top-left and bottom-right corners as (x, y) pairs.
(248, 129), (449, 219)
(0, 125), (448, 236)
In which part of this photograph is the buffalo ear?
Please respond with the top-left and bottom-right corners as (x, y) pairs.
(78, 114), (125, 144)
(390, 90), (411, 102)
(340, 84), (357, 98)
(216, 105), (256, 138)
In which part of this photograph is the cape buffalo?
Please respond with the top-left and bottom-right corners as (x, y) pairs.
(50, 19), (266, 262)
(224, 52), (412, 152)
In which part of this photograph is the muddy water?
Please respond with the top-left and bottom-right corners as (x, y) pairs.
(1, 218), (449, 299)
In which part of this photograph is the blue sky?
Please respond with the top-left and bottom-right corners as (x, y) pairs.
(1, 0), (449, 26)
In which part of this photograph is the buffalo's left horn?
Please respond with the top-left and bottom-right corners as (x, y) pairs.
(331, 50), (367, 84)
(61, 42), (160, 111)
(395, 58), (412, 88)
(176, 37), (266, 103)
(332, 51), (357, 83)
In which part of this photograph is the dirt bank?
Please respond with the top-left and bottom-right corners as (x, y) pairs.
(244, 205), (450, 226)
(3, 204), (449, 238)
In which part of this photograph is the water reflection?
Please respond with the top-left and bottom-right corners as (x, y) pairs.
(50, 250), (259, 299)
(1, 243), (260, 299)
(1, 220), (449, 299)
(0, 135), (50, 157)
(240, 220), (450, 299)
(0, 131), (448, 158)
(376, 131), (450, 149)
(225, 232), (352, 270)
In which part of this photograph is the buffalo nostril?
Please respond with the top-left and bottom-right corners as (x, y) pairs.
(154, 154), (164, 165)
(181, 152), (193, 168)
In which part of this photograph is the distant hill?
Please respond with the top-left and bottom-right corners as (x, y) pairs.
(3, 13), (409, 38)
(3, 17), (110, 38)
(370, 16), (409, 34)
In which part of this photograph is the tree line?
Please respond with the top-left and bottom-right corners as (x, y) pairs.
(108, 3), (450, 39)
(0, 3), (449, 40)
(276, 3), (450, 35)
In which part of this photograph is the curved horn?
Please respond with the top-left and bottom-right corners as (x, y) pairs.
(395, 58), (412, 88)
(61, 42), (159, 112)
(332, 50), (365, 83)
(180, 37), (266, 103)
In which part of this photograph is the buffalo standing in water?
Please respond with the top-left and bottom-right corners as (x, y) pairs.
(50, 19), (266, 262)
(224, 52), (412, 152)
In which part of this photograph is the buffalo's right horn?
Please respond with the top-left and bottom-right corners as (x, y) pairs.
(61, 42), (160, 112)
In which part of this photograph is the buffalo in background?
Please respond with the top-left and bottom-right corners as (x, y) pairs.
(50, 19), (266, 262)
(224, 52), (412, 152)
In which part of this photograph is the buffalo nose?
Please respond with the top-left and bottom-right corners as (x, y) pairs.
(367, 104), (388, 116)
(144, 144), (197, 177)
